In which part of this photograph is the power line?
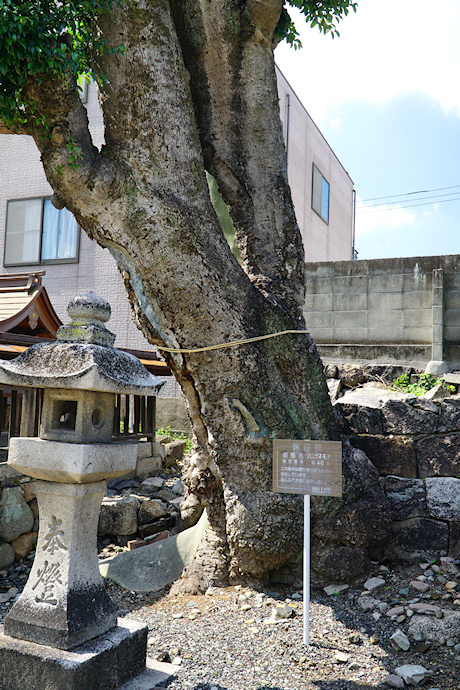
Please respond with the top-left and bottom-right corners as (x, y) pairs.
(358, 184), (460, 204)
(360, 190), (460, 210)
(357, 195), (460, 214)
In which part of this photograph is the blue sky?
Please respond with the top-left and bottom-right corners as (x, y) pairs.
(275, 0), (460, 260)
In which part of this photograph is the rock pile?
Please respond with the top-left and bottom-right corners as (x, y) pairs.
(0, 436), (191, 568)
(326, 365), (460, 565)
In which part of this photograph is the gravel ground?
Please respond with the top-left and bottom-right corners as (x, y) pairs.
(2, 555), (460, 689)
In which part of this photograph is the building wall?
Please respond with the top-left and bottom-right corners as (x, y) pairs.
(276, 67), (354, 262)
(0, 72), (354, 356)
(304, 254), (460, 369)
(0, 84), (150, 351)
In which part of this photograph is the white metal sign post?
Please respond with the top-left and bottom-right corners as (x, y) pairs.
(303, 494), (310, 645)
(272, 440), (342, 646)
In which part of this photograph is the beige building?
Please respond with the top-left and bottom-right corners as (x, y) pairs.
(0, 70), (355, 355)
(276, 67), (355, 262)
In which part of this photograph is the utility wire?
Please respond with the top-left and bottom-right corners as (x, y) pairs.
(359, 190), (460, 210)
(358, 184), (460, 204)
(357, 196), (460, 214)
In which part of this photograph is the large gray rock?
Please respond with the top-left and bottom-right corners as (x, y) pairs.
(450, 521), (460, 558)
(408, 611), (460, 645)
(439, 397), (460, 431)
(352, 435), (417, 477)
(417, 435), (460, 477)
(0, 487), (34, 542)
(336, 402), (383, 435)
(98, 495), (139, 536)
(0, 542), (15, 568)
(138, 499), (168, 524)
(382, 399), (438, 436)
(389, 517), (449, 562)
(383, 476), (427, 520)
(426, 477), (460, 521)
(310, 442), (391, 584)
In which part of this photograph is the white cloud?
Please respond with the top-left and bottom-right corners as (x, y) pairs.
(276, 0), (460, 124)
(355, 202), (417, 239)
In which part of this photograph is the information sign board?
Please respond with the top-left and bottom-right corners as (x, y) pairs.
(272, 440), (342, 497)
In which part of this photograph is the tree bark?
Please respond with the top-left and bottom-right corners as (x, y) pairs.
(10, 0), (389, 591)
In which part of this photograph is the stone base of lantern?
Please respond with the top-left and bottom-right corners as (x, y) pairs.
(0, 618), (150, 690)
(4, 480), (118, 650)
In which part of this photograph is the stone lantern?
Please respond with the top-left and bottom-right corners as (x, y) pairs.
(0, 293), (165, 688)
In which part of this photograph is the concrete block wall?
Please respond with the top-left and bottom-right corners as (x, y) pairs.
(304, 255), (460, 369)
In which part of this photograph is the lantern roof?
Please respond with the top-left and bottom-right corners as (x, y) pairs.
(0, 292), (165, 395)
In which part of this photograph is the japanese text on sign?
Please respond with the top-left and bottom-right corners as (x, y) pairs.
(273, 440), (342, 497)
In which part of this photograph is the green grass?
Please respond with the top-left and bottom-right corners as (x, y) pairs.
(390, 372), (455, 396)
(156, 425), (193, 454)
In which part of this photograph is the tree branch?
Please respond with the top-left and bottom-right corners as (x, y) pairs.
(247, 0), (284, 39)
(171, 0), (305, 310)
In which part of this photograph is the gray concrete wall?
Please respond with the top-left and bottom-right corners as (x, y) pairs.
(304, 255), (460, 369)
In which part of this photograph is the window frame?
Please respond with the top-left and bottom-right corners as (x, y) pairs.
(4, 196), (81, 268)
(311, 164), (330, 225)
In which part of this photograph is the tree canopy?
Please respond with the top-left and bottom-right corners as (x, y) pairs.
(0, 0), (357, 128)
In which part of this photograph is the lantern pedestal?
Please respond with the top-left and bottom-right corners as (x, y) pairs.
(4, 480), (117, 650)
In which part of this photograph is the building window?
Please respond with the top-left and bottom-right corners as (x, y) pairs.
(312, 164), (330, 224)
(4, 198), (80, 267)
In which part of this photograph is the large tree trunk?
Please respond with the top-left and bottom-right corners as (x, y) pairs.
(8, 0), (389, 591)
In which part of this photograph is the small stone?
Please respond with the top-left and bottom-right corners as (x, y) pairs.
(411, 603), (442, 616)
(274, 603), (294, 619)
(11, 531), (38, 559)
(385, 674), (405, 689)
(395, 664), (432, 686)
(445, 581), (457, 590)
(370, 635), (379, 645)
(0, 542), (15, 569)
(358, 595), (379, 612)
(171, 479), (184, 495)
(391, 629), (411, 651)
(323, 584), (349, 596)
(348, 632), (363, 645)
(386, 606), (405, 617)
(411, 580), (430, 593)
(0, 588), (18, 604)
(172, 613), (183, 619)
(241, 604), (252, 612)
(364, 576), (386, 592)
(334, 652), (348, 663)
